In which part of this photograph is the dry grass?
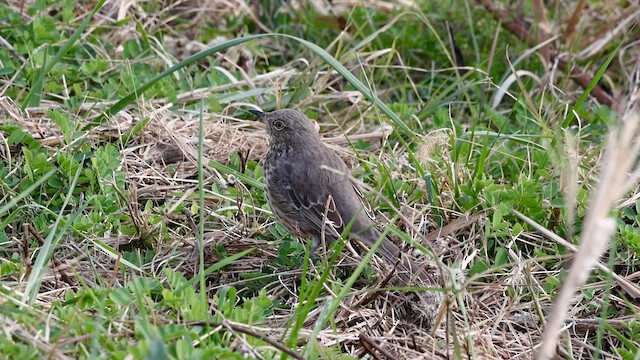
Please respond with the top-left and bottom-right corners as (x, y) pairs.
(1, 96), (484, 357)
(5, 92), (636, 358)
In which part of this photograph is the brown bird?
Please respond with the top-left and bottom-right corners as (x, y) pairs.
(252, 108), (433, 286)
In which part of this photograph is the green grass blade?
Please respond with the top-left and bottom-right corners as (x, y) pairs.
(88, 238), (144, 273)
(22, 0), (106, 109)
(561, 45), (620, 128)
(22, 163), (85, 305)
(101, 33), (413, 136)
(197, 103), (207, 312)
(98, 35), (272, 125)
(176, 248), (254, 292)
(0, 168), (56, 217)
(208, 160), (264, 190)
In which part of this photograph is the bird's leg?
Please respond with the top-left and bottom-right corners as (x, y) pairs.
(310, 235), (321, 254)
(305, 236), (325, 266)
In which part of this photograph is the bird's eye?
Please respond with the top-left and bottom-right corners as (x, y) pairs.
(273, 120), (285, 130)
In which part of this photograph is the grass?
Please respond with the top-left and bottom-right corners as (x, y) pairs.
(1, 0), (639, 359)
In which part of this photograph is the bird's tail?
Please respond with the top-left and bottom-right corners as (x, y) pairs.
(357, 227), (444, 330)
(360, 227), (436, 286)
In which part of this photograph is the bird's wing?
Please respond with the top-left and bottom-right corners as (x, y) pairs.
(298, 161), (375, 238)
(277, 152), (371, 240)
(282, 179), (343, 239)
(349, 177), (377, 223)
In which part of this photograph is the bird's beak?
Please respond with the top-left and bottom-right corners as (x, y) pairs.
(248, 109), (266, 120)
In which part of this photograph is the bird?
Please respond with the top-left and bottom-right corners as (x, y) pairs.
(251, 108), (434, 286)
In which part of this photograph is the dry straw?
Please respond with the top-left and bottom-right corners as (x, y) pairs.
(537, 89), (640, 358)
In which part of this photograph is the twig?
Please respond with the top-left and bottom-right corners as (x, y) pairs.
(352, 260), (398, 308)
(0, 35), (25, 64)
(22, 223), (32, 276)
(359, 333), (398, 360)
(422, 212), (486, 243)
(27, 224), (76, 287)
(182, 207), (201, 264)
(513, 209), (640, 298)
(178, 320), (304, 360)
(564, 0), (587, 39)
(475, 0), (614, 107)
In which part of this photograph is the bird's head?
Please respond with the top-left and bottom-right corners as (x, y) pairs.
(250, 109), (319, 147)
